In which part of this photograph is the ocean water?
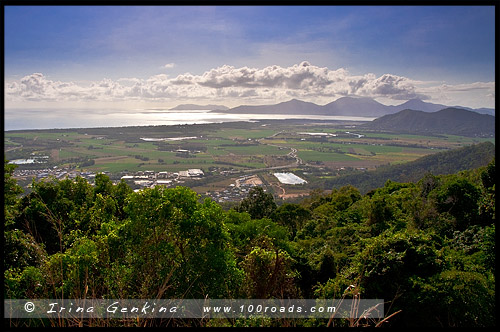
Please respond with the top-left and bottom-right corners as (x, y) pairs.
(4, 108), (375, 131)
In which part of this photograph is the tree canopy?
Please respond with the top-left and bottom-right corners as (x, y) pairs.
(4, 156), (495, 327)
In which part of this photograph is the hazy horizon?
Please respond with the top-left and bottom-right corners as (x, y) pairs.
(4, 107), (378, 131)
(4, 5), (495, 130)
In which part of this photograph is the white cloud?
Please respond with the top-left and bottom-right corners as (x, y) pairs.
(163, 63), (175, 69)
(438, 81), (495, 93)
(4, 63), (494, 108)
(353, 73), (430, 100)
(416, 81), (495, 108)
(5, 73), (88, 102)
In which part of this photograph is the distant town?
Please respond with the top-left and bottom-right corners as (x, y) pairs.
(12, 166), (205, 191)
(11, 163), (310, 204)
(9, 157), (314, 203)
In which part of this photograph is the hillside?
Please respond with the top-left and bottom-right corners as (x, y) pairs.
(220, 99), (324, 115)
(394, 98), (447, 112)
(362, 108), (495, 137)
(323, 141), (495, 194)
(322, 96), (390, 117)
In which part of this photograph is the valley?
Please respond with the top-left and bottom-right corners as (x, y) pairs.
(5, 115), (494, 203)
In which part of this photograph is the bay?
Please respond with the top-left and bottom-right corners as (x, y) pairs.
(4, 108), (375, 131)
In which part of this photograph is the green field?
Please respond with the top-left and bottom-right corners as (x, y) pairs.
(298, 150), (361, 162)
(5, 120), (494, 193)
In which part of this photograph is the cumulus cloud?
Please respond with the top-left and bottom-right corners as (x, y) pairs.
(353, 73), (430, 100)
(196, 61), (331, 90)
(4, 63), (492, 107)
(5, 73), (88, 102)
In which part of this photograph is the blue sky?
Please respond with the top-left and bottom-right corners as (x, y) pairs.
(4, 5), (496, 110)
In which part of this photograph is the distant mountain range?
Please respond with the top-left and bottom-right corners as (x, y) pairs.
(362, 108), (495, 137)
(206, 96), (494, 117)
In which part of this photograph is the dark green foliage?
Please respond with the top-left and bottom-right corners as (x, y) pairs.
(4, 156), (495, 327)
(118, 186), (242, 299)
(307, 160), (495, 327)
(94, 173), (113, 198)
(225, 209), (291, 258)
(112, 179), (133, 220)
(481, 157), (495, 189)
(240, 243), (299, 299)
(15, 181), (64, 255)
(234, 186), (277, 219)
(423, 270), (495, 327)
(13, 176), (98, 254)
(79, 158), (95, 167)
(479, 158), (495, 222)
(4, 229), (46, 272)
(4, 157), (24, 221)
(271, 203), (311, 238)
(434, 177), (481, 230)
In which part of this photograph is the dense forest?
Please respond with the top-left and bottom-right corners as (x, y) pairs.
(4, 152), (495, 327)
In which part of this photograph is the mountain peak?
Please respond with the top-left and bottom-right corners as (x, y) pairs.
(397, 99), (446, 112)
(216, 96), (494, 117)
(322, 96), (388, 116)
(399, 98), (428, 106)
(282, 98), (308, 104)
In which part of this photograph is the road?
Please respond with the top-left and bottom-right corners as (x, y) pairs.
(256, 131), (304, 170)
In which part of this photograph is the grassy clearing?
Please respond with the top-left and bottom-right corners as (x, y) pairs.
(349, 147), (373, 155)
(4, 139), (21, 147)
(214, 128), (277, 139)
(58, 148), (93, 159)
(219, 144), (289, 156)
(298, 150), (361, 162)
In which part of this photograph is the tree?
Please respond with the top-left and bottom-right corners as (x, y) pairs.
(434, 177), (481, 230)
(480, 157), (495, 190)
(271, 203), (311, 238)
(122, 186), (242, 299)
(413, 269), (495, 327)
(478, 158), (495, 222)
(16, 179), (64, 255)
(324, 229), (443, 327)
(94, 173), (113, 198)
(235, 186), (277, 220)
(240, 237), (299, 299)
(111, 179), (133, 220)
(4, 157), (23, 224)
(225, 210), (290, 256)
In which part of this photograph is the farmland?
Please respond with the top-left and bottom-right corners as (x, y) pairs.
(5, 119), (494, 201)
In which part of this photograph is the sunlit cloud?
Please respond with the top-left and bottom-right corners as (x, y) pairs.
(163, 63), (176, 69)
(4, 62), (494, 108)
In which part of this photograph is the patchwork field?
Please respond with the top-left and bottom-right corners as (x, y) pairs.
(5, 119), (494, 198)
